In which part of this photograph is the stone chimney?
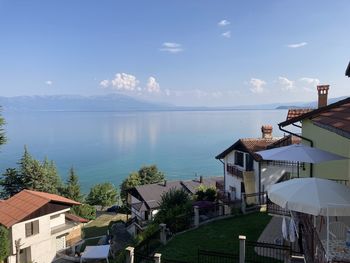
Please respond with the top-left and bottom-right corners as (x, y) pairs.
(317, 85), (329, 108)
(261, 125), (273, 139)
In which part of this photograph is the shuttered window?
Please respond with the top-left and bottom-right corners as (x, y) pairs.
(25, 220), (39, 237)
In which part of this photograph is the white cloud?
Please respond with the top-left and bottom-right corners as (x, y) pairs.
(45, 80), (53, 86)
(287, 42), (307, 48)
(218, 20), (230, 26)
(160, 42), (183, 53)
(249, 78), (266, 93)
(299, 77), (320, 91)
(99, 79), (109, 88)
(146, 77), (160, 93)
(278, 76), (294, 91)
(111, 73), (139, 91)
(222, 31), (231, 38)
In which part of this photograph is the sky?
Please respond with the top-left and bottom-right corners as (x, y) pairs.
(0, 0), (349, 107)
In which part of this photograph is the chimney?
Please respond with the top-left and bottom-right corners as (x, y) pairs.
(199, 176), (203, 183)
(317, 85), (329, 108)
(261, 125), (273, 139)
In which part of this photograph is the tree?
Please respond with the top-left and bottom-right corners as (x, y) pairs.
(71, 204), (96, 220)
(120, 165), (165, 201)
(63, 167), (83, 202)
(0, 226), (10, 262)
(86, 183), (118, 210)
(0, 107), (6, 147)
(154, 188), (192, 232)
(195, 185), (217, 202)
(0, 168), (23, 199)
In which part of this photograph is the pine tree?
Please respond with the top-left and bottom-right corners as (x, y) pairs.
(0, 168), (23, 199)
(86, 183), (118, 210)
(63, 167), (83, 202)
(0, 226), (10, 262)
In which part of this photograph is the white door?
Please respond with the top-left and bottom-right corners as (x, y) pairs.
(56, 235), (66, 251)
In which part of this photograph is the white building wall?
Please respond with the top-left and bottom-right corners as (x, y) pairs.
(7, 208), (71, 263)
(224, 152), (244, 199)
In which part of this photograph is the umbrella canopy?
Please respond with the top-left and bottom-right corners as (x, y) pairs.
(268, 178), (350, 216)
(256, 144), (347, 164)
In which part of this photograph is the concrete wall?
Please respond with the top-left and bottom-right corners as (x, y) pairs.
(301, 120), (350, 180)
(7, 208), (74, 263)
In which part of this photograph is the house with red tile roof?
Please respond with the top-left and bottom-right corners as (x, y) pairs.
(215, 125), (300, 201)
(0, 189), (85, 263)
(279, 85), (350, 181)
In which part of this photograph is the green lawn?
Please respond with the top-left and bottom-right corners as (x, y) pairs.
(158, 212), (272, 262)
(83, 213), (128, 239)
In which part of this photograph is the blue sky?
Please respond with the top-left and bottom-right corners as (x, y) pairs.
(0, 0), (349, 106)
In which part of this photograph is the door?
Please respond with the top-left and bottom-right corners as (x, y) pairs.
(19, 247), (31, 263)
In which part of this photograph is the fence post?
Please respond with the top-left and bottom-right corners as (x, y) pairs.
(219, 203), (224, 216)
(154, 253), (161, 263)
(239, 235), (246, 263)
(194, 206), (199, 227)
(160, 223), (167, 245)
(125, 246), (134, 263)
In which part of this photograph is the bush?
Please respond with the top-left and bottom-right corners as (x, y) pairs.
(72, 204), (96, 220)
(86, 183), (118, 210)
(195, 185), (217, 202)
(0, 226), (10, 261)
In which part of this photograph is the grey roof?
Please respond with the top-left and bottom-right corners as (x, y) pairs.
(131, 177), (223, 210)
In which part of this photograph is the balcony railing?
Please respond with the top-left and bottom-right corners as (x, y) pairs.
(226, 164), (244, 178)
(51, 221), (77, 235)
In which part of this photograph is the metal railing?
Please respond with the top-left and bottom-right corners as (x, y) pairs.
(226, 163), (244, 178)
(198, 249), (239, 263)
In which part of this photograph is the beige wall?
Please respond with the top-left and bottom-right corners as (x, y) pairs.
(6, 208), (77, 263)
(301, 120), (350, 180)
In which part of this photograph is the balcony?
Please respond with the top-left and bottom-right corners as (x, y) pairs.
(226, 164), (244, 178)
(51, 221), (77, 235)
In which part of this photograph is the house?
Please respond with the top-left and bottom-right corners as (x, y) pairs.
(126, 176), (223, 235)
(215, 125), (300, 201)
(279, 85), (350, 182)
(0, 189), (86, 263)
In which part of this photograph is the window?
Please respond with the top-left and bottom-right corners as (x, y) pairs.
(50, 214), (60, 220)
(25, 220), (39, 237)
(234, 151), (244, 167)
(245, 154), (254, 171)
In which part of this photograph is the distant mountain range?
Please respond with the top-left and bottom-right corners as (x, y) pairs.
(0, 94), (348, 112)
(0, 94), (172, 111)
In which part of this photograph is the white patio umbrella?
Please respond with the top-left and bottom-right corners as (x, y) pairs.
(268, 178), (350, 259)
(268, 178), (350, 216)
(256, 144), (347, 164)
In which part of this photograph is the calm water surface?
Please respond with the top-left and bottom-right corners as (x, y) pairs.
(0, 110), (288, 192)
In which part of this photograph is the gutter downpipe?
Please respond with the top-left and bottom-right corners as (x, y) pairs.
(219, 159), (226, 192)
(278, 124), (314, 177)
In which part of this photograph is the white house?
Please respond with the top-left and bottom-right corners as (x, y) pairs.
(0, 189), (86, 263)
(215, 125), (300, 201)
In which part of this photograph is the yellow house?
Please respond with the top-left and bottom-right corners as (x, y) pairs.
(279, 85), (350, 182)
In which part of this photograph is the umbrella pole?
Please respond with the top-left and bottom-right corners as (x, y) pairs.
(297, 162), (300, 178)
(327, 206), (329, 260)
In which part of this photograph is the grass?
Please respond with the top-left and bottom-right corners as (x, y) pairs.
(158, 212), (272, 262)
(83, 213), (128, 239)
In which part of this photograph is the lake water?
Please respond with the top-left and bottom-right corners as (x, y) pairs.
(0, 110), (289, 192)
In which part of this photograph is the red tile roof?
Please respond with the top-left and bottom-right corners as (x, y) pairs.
(286, 109), (314, 120)
(280, 97), (350, 138)
(0, 190), (80, 228)
(65, 213), (89, 223)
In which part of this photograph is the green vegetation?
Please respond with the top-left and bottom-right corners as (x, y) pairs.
(0, 146), (62, 198)
(83, 214), (127, 239)
(158, 212), (272, 262)
(0, 226), (9, 261)
(120, 165), (165, 201)
(195, 185), (217, 201)
(62, 167), (83, 202)
(154, 188), (192, 233)
(72, 204), (96, 220)
(86, 183), (118, 210)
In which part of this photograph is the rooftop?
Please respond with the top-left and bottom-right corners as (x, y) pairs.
(280, 97), (350, 139)
(0, 190), (80, 228)
(286, 108), (314, 120)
